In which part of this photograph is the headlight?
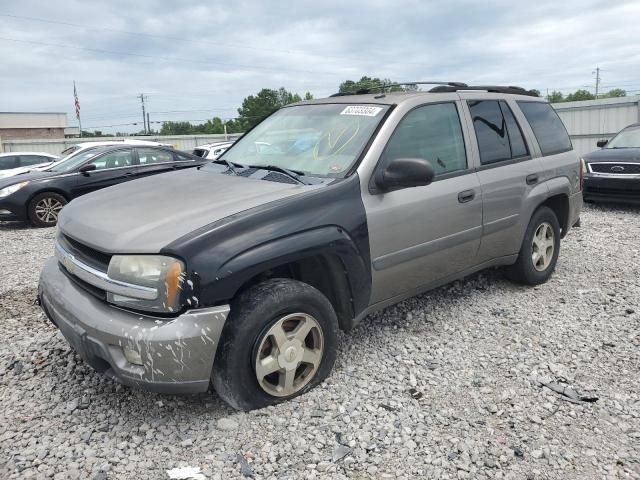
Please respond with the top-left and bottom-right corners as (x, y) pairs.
(107, 255), (185, 313)
(0, 181), (29, 199)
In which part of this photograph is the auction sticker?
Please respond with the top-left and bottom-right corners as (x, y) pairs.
(340, 105), (383, 116)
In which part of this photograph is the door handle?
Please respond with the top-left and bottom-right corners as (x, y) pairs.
(526, 173), (539, 185)
(458, 189), (475, 203)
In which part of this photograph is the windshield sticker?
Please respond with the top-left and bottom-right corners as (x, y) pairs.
(340, 105), (383, 117)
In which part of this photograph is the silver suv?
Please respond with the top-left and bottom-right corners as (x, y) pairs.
(39, 83), (583, 410)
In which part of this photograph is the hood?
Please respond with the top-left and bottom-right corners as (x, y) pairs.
(0, 170), (56, 188)
(583, 148), (640, 163)
(58, 167), (319, 254)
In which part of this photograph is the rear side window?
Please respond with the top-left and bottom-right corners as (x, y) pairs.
(499, 101), (528, 158)
(137, 148), (174, 165)
(0, 155), (19, 170)
(20, 155), (51, 166)
(382, 102), (467, 177)
(517, 102), (572, 156)
(192, 148), (208, 158)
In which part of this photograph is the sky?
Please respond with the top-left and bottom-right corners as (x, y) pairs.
(1, 0), (639, 133)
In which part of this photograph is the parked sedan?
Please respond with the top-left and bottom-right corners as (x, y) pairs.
(0, 145), (207, 227)
(0, 152), (59, 179)
(583, 123), (640, 204)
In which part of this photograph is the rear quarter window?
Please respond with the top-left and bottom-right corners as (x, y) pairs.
(517, 102), (572, 156)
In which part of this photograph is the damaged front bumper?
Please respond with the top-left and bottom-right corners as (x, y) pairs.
(38, 257), (230, 394)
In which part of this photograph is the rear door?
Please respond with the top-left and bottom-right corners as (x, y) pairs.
(363, 100), (483, 304)
(460, 95), (547, 262)
(70, 148), (137, 198)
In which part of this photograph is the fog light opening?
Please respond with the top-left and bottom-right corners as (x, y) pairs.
(123, 347), (143, 366)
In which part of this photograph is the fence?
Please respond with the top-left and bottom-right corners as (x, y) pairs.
(552, 95), (640, 157)
(0, 134), (242, 155)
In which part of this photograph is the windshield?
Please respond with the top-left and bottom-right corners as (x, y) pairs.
(48, 148), (102, 173)
(222, 103), (389, 177)
(606, 126), (640, 148)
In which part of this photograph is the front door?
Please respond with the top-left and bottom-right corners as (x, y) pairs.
(363, 101), (483, 304)
(70, 148), (137, 198)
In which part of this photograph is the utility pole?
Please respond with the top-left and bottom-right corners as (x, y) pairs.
(147, 113), (151, 134)
(138, 93), (147, 134)
(594, 67), (601, 99)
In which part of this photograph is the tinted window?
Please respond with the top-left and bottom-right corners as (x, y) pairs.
(499, 101), (529, 158)
(468, 100), (511, 164)
(137, 148), (174, 165)
(175, 152), (196, 161)
(88, 150), (133, 170)
(382, 102), (467, 176)
(192, 148), (208, 158)
(20, 155), (52, 166)
(0, 156), (19, 170)
(517, 102), (572, 155)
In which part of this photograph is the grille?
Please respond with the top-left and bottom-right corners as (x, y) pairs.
(585, 185), (639, 195)
(589, 163), (640, 174)
(59, 234), (111, 271)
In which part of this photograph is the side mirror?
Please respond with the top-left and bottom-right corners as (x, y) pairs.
(78, 164), (97, 174)
(375, 158), (435, 193)
(596, 139), (608, 148)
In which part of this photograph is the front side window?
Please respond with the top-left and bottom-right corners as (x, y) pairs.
(605, 125), (640, 149)
(87, 150), (134, 170)
(49, 148), (104, 173)
(381, 102), (467, 176)
(137, 148), (174, 165)
(222, 103), (390, 177)
(0, 156), (19, 170)
(517, 101), (572, 156)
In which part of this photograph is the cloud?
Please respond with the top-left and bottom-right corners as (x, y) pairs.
(0, 0), (638, 132)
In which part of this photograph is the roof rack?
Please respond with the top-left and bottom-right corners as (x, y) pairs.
(428, 85), (538, 96)
(329, 81), (468, 97)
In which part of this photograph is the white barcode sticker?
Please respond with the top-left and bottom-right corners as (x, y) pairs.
(340, 105), (383, 117)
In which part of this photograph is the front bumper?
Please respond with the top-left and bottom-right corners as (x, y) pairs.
(583, 174), (640, 204)
(38, 257), (230, 393)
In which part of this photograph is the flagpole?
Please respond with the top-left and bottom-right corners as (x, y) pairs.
(74, 81), (82, 137)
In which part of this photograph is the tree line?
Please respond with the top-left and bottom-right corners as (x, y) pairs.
(92, 76), (630, 136)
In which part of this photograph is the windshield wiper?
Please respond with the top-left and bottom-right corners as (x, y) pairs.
(249, 164), (309, 185)
(212, 158), (246, 175)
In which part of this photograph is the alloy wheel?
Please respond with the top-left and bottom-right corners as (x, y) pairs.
(254, 313), (324, 397)
(531, 221), (555, 271)
(34, 197), (64, 224)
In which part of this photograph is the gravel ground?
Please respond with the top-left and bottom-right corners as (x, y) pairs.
(1, 203), (639, 480)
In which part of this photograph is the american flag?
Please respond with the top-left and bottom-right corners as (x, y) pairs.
(73, 82), (80, 120)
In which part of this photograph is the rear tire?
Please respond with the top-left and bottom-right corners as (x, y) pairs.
(212, 278), (339, 411)
(28, 192), (67, 227)
(506, 206), (560, 285)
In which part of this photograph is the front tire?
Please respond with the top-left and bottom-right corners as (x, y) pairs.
(506, 206), (561, 285)
(28, 192), (67, 227)
(212, 278), (339, 411)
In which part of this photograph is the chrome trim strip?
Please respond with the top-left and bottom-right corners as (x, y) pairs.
(588, 162), (640, 176)
(55, 241), (158, 300)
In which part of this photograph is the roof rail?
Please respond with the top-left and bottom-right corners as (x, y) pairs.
(429, 85), (539, 96)
(330, 81), (468, 97)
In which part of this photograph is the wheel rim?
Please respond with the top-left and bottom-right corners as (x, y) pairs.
(34, 197), (64, 224)
(531, 221), (555, 272)
(254, 312), (324, 397)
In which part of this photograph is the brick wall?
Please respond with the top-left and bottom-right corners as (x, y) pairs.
(0, 128), (66, 140)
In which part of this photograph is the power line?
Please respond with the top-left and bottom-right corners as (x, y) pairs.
(0, 36), (345, 77)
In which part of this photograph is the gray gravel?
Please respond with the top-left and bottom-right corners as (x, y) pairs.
(1, 204), (639, 480)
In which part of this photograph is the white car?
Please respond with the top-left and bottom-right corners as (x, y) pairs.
(192, 141), (234, 159)
(59, 139), (171, 159)
(0, 152), (59, 179)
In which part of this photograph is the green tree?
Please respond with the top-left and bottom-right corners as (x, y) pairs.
(565, 89), (595, 102)
(160, 121), (194, 135)
(303, 92), (314, 101)
(529, 89), (541, 97)
(338, 76), (416, 94)
(605, 88), (626, 98)
(237, 87), (304, 130)
(547, 90), (564, 103)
